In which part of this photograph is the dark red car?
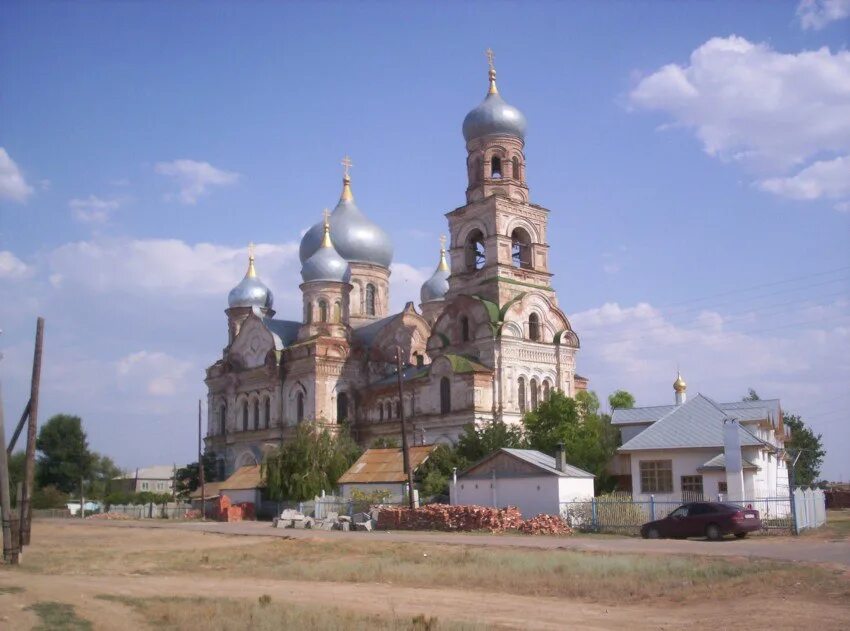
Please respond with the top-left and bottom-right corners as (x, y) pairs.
(640, 502), (761, 541)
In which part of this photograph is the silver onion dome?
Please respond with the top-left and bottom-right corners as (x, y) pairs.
(228, 250), (274, 309)
(462, 56), (527, 143)
(301, 213), (351, 283)
(299, 174), (393, 268)
(420, 239), (451, 303)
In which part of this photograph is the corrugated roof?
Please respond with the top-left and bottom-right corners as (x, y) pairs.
(351, 315), (397, 348)
(618, 394), (763, 452)
(371, 365), (432, 387)
(698, 453), (759, 471)
(263, 318), (300, 350)
(189, 481), (224, 499)
(612, 399), (781, 426)
(501, 448), (595, 478)
(338, 446), (436, 484)
(219, 465), (264, 490)
(118, 465), (178, 481)
(611, 405), (677, 425)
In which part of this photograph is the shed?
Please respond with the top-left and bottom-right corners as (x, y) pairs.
(338, 445), (437, 503)
(217, 465), (264, 506)
(450, 445), (594, 517)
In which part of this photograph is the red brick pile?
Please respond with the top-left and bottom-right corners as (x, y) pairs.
(211, 495), (256, 522)
(87, 512), (133, 521)
(517, 514), (572, 535)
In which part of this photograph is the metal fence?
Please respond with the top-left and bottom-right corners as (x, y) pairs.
(30, 504), (194, 520)
(560, 495), (797, 535)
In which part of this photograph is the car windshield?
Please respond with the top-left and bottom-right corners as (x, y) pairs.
(669, 506), (689, 518)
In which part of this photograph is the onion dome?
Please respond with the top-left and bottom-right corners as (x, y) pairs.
(301, 210), (351, 283)
(228, 245), (274, 309)
(299, 161), (394, 268)
(462, 50), (527, 143)
(673, 371), (687, 394)
(420, 237), (451, 303)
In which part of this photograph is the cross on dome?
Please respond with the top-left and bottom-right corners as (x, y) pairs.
(341, 155), (353, 179)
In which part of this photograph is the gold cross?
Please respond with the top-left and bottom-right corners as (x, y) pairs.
(341, 155), (353, 178)
(485, 48), (495, 71)
(248, 241), (255, 260)
(439, 234), (447, 250)
(323, 208), (330, 225)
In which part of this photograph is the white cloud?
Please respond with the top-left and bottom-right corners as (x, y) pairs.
(116, 350), (195, 397)
(389, 262), (431, 312)
(69, 195), (124, 223)
(0, 250), (31, 279)
(629, 36), (850, 172)
(0, 147), (34, 202)
(154, 159), (240, 204)
(758, 155), (850, 202)
(797, 0), (850, 30)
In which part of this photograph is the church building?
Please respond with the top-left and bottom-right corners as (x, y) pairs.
(204, 53), (585, 475)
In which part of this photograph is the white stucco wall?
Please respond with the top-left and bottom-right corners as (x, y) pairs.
(451, 475), (591, 518)
(557, 477), (595, 503)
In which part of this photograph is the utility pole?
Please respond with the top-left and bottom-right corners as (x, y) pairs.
(395, 347), (415, 510)
(198, 399), (205, 521)
(20, 317), (44, 546)
(0, 382), (20, 564)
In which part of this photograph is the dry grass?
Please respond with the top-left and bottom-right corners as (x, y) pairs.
(18, 529), (850, 605)
(97, 594), (484, 631)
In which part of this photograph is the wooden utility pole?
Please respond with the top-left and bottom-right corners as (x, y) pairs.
(395, 347), (415, 510)
(20, 317), (44, 546)
(0, 382), (20, 564)
(198, 399), (205, 520)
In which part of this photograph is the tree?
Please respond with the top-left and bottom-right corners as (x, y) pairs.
(608, 390), (635, 411)
(262, 423), (362, 501)
(370, 437), (399, 449)
(36, 414), (95, 494)
(8, 451), (26, 507)
(455, 419), (523, 464)
(175, 452), (219, 498)
(414, 444), (466, 499)
(87, 454), (123, 500)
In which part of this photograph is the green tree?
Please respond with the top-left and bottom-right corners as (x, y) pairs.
(262, 423), (362, 501)
(414, 444), (466, 498)
(31, 485), (69, 509)
(608, 390), (636, 410)
(370, 437), (399, 449)
(455, 419), (523, 464)
(87, 454), (123, 500)
(175, 452), (219, 498)
(36, 414), (94, 494)
(7, 451), (26, 507)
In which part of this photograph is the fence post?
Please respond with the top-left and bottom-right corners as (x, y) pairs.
(650, 495), (656, 521)
(591, 498), (598, 531)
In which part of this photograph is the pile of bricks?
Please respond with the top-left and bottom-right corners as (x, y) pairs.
(210, 495), (255, 522)
(376, 504), (524, 533)
(86, 512), (133, 521)
(517, 514), (572, 535)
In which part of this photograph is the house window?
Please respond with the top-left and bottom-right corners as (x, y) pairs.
(337, 392), (348, 423)
(639, 460), (673, 494)
(465, 229), (486, 271)
(517, 377), (526, 413)
(242, 401), (249, 431)
(296, 392), (304, 423)
(718, 481), (728, 494)
(530, 378), (539, 409)
(141, 482), (149, 491)
(365, 284), (376, 316)
(681, 475), (704, 501)
(440, 377), (451, 415)
(264, 396), (271, 428)
(461, 316), (470, 342)
(528, 313), (540, 341)
(511, 228), (532, 269)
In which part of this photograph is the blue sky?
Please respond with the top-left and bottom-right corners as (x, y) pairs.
(1, 1), (848, 480)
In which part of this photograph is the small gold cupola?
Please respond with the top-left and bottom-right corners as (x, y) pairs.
(673, 370), (687, 404)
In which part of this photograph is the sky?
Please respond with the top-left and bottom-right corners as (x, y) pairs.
(1, 1), (848, 480)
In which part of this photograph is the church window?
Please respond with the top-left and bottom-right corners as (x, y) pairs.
(542, 380), (551, 402)
(379, 404), (384, 422)
(465, 229), (486, 271)
(337, 392), (349, 423)
(253, 399), (260, 430)
(491, 156), (502, 179)
(242, 401), (248, 431)
(365, 284), (376, 316)
(511, 228), (532, 269)
(319, 299), (328, 323)
(333, 300), (342, 322)
(461, 316), (470, 342)
(386, 402), (392, 420)
(263, 396), (271, 428)
(528, 313), (541, 341)
(219, 403), (226, 435)
(512, 156), (521, 181)
(530, 379), (539, 409)
(304, 302), (312, 323)
(518, 377), (526, 414)
(396, 400), (401, 418)
(296, 392), (304, 423)
(440, 377), (451, 415)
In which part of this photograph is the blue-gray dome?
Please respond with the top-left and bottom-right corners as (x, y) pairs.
(462, 72), (526, 143)
(228, 257), (273, 309)
(301, 236), (351, 283)
(420, 246), (451, 303)
(299, 177), (393, 268)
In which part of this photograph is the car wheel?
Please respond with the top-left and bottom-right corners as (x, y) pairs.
(734, 532), (747, 539)
(645, 527), (661, 539)
(705, 523), (722, 541)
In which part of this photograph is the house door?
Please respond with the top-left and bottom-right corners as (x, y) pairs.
(681, 475), (704, 502)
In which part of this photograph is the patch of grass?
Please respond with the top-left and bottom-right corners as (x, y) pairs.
(97, 595), (482, 631)
(26, 601), (92, 630)
(0, 585), (24, 594)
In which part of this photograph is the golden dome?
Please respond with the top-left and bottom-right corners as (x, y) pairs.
(673, 371), (687, 393)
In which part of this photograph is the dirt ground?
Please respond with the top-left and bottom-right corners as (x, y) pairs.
(1, 520), (848, 630)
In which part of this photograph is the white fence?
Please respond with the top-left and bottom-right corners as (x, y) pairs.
(793, 488), (827, 533)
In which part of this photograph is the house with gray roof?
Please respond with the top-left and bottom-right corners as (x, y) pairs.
(614, 374), (789, 502)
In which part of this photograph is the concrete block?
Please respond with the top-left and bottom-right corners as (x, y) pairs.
(340, 521), (350, 532)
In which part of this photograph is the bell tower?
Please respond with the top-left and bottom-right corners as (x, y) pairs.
(446, 50), (555, 307)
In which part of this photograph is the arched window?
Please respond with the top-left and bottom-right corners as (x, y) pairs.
(304, 302), (312, 323)
(461, 316), (470, 342)
(242, 401), (249, 431)
(465, 229), (486, 271)
(264, 397), (271, 428)
(491, 156), (502, 178)
(386, 402), (392, 420)
(511, 228), (532, 269)
(219, 403), (226, 435)
(528, 313), (541, 341)
(518, 377), (526, 414)
(296, 392), (304, 423)
(337, 392), (348, 423)
(379, 404), (384, 422)
(512, 156), (521, 181)
(333, 301), (342, 323)
(253, 399), (260, 430)
(365, 284), (376, 316)
(319, 299), (328, 323)
(440, 377), (451, 415)
(530, 378), (539, 409)
(542, 380), (551, 402)
(395, 400), (401, 418)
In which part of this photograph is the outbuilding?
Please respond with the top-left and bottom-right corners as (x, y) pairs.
(450, 445), (594, 517)
(338, 445), (437, 504)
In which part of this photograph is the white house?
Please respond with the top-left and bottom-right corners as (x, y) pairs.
(614, 374), (789, 503)
(450, 446), (595, 517)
